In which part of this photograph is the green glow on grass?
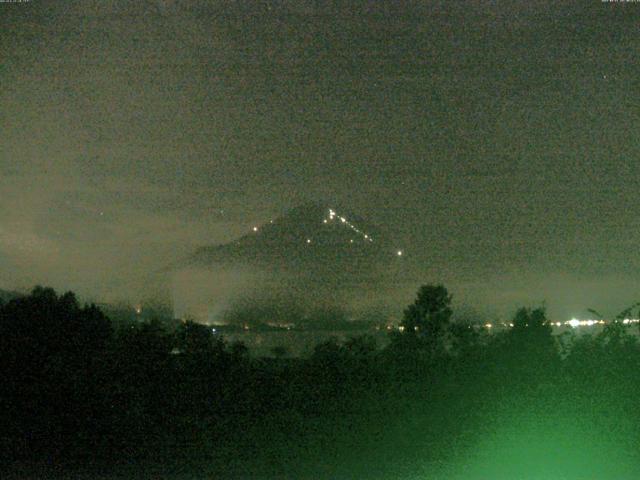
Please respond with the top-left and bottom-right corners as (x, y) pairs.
(432, 400), (640, 480)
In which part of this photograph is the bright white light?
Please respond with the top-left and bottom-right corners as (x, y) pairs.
(349, 239), (354, 243)
(252, 226), (258, 232)
(397, 250), (403, 256)
(563, 318), (612, 328)
(340, 217), (346, 223)
(306, 238), (311, 244)
(211, 328), (216, 333)
(323, 219), (328, 224)
(485, 323), (492, 329)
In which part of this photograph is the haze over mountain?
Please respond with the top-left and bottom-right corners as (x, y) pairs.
(174, 203), (407, 325)
(190, 202), (400, 270)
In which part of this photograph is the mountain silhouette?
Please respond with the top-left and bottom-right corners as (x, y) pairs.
(189, 202), (396, 275)
(175, 203), (404, 325)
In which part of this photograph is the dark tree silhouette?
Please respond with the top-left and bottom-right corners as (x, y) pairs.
(511, 306), (550, 333)
(401, 284), (452, 337)
(344, 334), (377, 357)
(498, 306), (559, 385)
(271, 345), (289, 358)
(6, 282), (640, 480)
(176, 320), (225, 357)
(0, 286), (115, 462)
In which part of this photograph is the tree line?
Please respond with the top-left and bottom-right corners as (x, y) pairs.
(2, 284), (640, 479)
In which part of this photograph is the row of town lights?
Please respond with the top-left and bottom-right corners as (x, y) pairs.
(394, 319), (640, 332)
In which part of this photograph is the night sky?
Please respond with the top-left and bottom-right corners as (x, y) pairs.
(2, 0), (640, 320)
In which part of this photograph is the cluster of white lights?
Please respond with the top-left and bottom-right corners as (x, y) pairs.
(566, 318), (603, 328)
(475, 319), (640, 329)
(488, 319), (640, 329)
(325, 208), (374, 243)
(325, 208), (404, 256)
(391, 318), (640, 334)
(565, 318), (640, 328)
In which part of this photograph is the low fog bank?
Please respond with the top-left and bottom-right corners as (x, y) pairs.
(170, 263), (409, 327)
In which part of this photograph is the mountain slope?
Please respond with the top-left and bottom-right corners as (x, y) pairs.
(189, 202), (397, 273)
(175, 202), (405, 325)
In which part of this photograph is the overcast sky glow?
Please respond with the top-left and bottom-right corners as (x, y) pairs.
(2, 0), (640, 319)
